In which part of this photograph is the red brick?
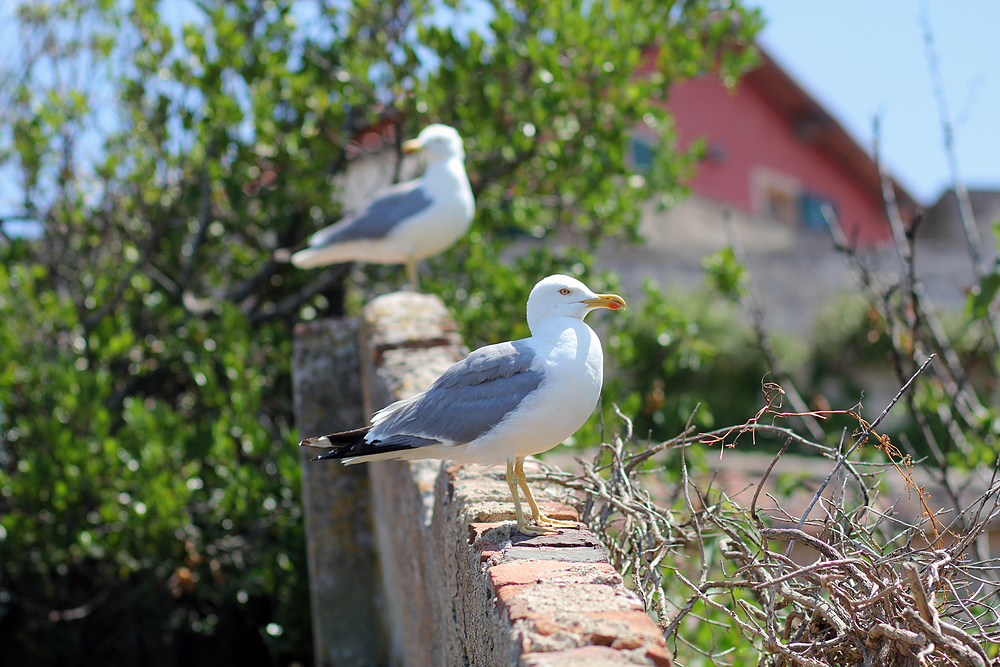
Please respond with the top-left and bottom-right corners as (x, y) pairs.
(585, 610), (663, 640)
(530, 615), (561, 636)
(537, 502), (580, 521)
(587, 629), (617, 646)
(645, 643), (674, 667)
(496, 584), (531, 621)
(479, 542), (501, 562)
(610, 634), (645, 649)
(538, 610), (667, 654)
(518, 645), (628, 666)
(468, 521), (503, 544)
(489, 560), (618, 590)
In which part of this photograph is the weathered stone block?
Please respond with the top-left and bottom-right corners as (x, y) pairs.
(297, 294), (672, 666)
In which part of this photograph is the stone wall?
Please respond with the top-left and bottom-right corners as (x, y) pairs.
(600, 191), (999, 336)
(294, 291), (671, 667)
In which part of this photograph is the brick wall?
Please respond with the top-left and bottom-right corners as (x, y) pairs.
(295, 291), (671, 667)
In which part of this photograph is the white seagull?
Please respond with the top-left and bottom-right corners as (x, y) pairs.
(277, 124), (475, 288)
(300, 274), (626, 535)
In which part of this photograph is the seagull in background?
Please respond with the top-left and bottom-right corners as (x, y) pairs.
(276, 124), (475, 289)
(299, 274), (627, 535)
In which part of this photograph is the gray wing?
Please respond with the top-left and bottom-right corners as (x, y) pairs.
(370, 339), (543, 448)
(308, 179), (434, 247)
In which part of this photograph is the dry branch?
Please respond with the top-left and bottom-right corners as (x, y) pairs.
(539, 378), (1000, 667)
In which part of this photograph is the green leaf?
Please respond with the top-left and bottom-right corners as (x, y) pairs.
(702, 246), (747, 300)
(967, 267), (1000, 320)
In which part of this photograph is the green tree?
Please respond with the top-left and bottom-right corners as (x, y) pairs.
(0, 0), (762, 663)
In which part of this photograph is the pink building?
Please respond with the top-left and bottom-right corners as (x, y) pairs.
(602, 49), (919, 333)
(638, 49), (917, 247)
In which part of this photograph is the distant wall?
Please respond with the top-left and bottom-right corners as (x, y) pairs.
(600, 190), (993, 338)
(293, 292), (671, 667)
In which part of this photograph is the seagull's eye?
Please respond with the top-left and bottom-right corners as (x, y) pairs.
(559, 288), (571, 295)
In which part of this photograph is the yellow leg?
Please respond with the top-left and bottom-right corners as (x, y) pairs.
(506, 459), (553, 535)
(514, 458), (577, 531)
(405, 256), (419, 291)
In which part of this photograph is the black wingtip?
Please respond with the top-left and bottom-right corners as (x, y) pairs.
(299, 426), (373, 462)
(311, 448), (347, 462)
(299, 426), (372, 447)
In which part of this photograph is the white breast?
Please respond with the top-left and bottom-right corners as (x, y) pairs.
(460, 319), (604, 466)
(388, 159), (475, 259)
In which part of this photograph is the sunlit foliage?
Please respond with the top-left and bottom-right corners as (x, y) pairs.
(0, 0), (762, 663)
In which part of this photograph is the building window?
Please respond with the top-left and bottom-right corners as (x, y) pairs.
(705, 142), (728, 164)
(751, 167), (835, 230)
(752, 168), (801, 226)
(627, 134), (656, 171)
(800, 192), (834, 230)
(764, 187), (800, 225)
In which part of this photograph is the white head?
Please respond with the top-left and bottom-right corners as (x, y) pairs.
(525, 274), (626, 334)
(402, 123), (465, 162)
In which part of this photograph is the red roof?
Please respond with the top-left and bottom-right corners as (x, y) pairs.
(743, 50), (917, 214)
(661, 47), (918, 245)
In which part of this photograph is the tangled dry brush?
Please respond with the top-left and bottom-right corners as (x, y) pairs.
(541, 377), (1000, 667)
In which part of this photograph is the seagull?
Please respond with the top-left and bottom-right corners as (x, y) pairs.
(300, 274), (626, 535)
(277, 124), (475, 288)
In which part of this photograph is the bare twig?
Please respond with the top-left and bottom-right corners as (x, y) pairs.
(920, 7), (983, 274)
(722, 208), (827, 442)
(787, 356), (933, 554)
(540, 374), (999, 666)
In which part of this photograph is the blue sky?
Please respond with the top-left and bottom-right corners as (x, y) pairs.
(752, 0), (1000, 205)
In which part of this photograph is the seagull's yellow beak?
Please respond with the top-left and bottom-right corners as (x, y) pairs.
(402, 138), (423, 154)
(581, 293), (627, 311)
